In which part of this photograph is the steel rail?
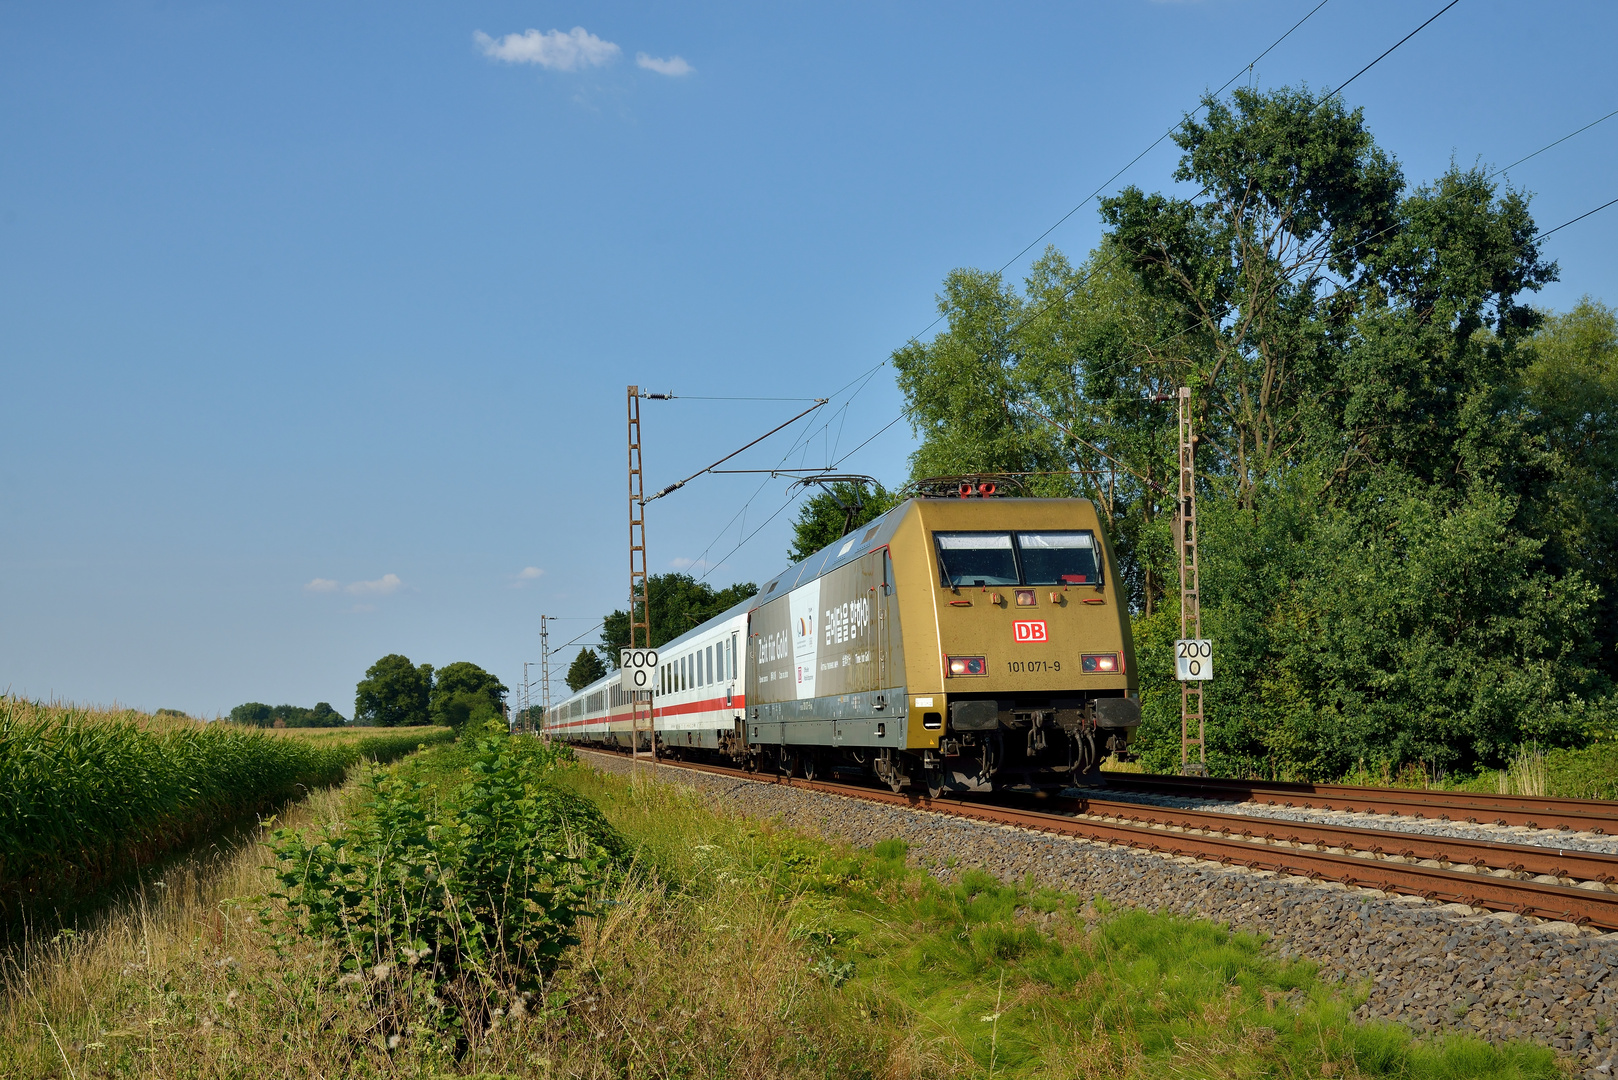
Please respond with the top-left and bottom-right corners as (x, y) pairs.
(1060, 794), (1618, 886)
(1105, 774), (1618, 833)
(579, 749), (1618, 929)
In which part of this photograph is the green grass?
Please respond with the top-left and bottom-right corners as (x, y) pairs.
(0, 697), (453, 924)
(554, 764), (1563, 1080)
(1, 736), (1565, 1078)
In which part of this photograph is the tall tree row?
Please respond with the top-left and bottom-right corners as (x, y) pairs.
(895, 86), (1618, 779)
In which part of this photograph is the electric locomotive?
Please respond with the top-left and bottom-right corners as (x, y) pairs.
(545, 494), (1141, 794)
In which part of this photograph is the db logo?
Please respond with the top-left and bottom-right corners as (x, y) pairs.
(1012, 620), (1048, 643)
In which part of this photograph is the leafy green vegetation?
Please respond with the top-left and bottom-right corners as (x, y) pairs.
(228, 700), (347, 727)
(564, 644), (605, 691)
(427, 660), (508, 732)
(0, 697), (451, 924)
(894, 84), (1618, 780)
(269, 725), (619, 1044)
(787, 478), (898, 561)
(2, 738), (1566, 1077)
(545, 766), (1560, 1079)
(353, 654), (507, 732)
(598, 572), (758, 666)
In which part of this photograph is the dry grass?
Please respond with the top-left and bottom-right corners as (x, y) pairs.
(0, 762), (883, 1079)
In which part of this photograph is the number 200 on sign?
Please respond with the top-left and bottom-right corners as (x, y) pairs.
(1175, 639), (1213, 681)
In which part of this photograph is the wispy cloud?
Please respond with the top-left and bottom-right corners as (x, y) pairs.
(303, 578), (340, 593)
(346, 574), (403, 596)
(474, 27), (621, 71)
(510, 566), (546, 590)
(636, 52), (693, 77)
(669, 556), (718, 572)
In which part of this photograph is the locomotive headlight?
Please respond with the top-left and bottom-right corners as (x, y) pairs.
(947, 655), (987, 676)
(1014, 589), (1036, 606)
(1081, 653), (1119, 673)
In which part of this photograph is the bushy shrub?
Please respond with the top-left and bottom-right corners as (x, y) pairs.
(268, 724), (619, 1046)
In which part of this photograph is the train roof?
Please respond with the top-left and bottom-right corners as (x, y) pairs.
(551, 495), (1099, 709)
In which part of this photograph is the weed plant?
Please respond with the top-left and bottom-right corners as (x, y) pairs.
(267, 723), (620, 1048)
(0, 697), (452, 925)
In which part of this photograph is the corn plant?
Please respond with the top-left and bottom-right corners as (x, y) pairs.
(0, 698), (452, 924)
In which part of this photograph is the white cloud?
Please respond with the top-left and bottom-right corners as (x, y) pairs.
(636, 52), (693, 77)
(474, 27), (621, 71)
(303, 578), (340, 593)
(669, 556), (716, 572)
(346, 573), (402, 596)
(518, 566), (544, 579)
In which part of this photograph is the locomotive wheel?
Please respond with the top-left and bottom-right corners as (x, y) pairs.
(924, 770), (943, 799)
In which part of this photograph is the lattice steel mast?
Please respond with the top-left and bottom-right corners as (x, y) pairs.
(1177, 386), (1207, 775)
(627, 386), (654, 765)
(539, 615), (552, 731)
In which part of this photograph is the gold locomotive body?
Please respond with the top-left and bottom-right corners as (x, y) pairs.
(744, 496), (1139, 793)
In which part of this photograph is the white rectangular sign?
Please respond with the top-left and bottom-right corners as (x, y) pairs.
(1175, 639), (1213, 681)
(788, 579), (821, 700)
(619, 648), (660, 693)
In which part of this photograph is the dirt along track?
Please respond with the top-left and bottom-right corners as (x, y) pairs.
(584, 748), (1618, 931)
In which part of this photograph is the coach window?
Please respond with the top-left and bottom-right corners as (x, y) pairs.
(704, 645), (712, 685)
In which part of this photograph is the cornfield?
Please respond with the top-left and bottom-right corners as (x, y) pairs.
(0, 698), (453, 923)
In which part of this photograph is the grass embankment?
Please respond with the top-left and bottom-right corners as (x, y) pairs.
(0, 697), (452, 924)
(2, 730), (1562, 1079)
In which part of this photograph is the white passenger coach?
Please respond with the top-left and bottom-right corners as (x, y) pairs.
(543, 604), (748, 751)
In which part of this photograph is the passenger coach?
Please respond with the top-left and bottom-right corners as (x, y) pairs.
(545, 495), (1140, 795)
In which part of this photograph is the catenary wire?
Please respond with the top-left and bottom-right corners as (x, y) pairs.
(675, 0), (1456, 582)
(1535, 195), (1618, 240)
(1490, 107), (1618, 180)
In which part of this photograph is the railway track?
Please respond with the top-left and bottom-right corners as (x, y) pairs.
(1107, 773), (1618, 834)
(580, 749), (1618, 931)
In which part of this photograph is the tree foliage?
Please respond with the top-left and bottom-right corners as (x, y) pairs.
(787, 480), (897, 562)
(354, 655), (433, 728)
(599, 574), (758, 666)
(894, 85), (1611, 779)
(565, 647), (606, 692)
(429, 661), (508, 732)
(229, 701), (347, 728)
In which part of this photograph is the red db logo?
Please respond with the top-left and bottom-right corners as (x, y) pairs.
(1012, 620), (1048, 643)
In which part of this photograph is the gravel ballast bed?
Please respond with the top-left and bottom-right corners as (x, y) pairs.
(585, 753), (1618, 1076)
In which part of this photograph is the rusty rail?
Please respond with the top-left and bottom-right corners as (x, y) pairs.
(1105, 774), (1618, 834)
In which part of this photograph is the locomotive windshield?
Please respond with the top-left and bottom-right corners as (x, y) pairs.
(1016, 531), (1100, 585)
(934, 530), (1102, 587)
(934, 532), (1018, 587)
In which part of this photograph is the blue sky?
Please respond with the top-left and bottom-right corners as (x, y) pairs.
(4, 1), (1616, 717)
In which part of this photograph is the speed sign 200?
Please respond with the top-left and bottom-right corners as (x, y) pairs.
(619, 648), (660, 691)
(1175, 639), (1213, 681)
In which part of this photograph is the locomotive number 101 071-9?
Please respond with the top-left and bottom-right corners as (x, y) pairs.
(1006, 659), (1062, 674)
